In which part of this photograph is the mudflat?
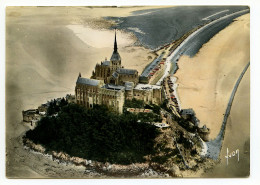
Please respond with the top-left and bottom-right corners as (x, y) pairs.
(5, 6), (160, 178)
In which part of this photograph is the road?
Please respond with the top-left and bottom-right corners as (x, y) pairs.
(162, 75), (181, 117)
(112, 6), (249, 50)
(154, 9), (250, 159)
(205, 62), (250, 159)
(156, 9), (249, 86)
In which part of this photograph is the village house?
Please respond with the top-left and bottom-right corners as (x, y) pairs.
(22, 109), (41, 125)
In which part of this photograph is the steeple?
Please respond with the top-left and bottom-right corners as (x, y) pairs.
(114, 29), (118, 53)
(110, 28), (121, 72)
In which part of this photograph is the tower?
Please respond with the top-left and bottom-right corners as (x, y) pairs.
(110, 29), (121, 73)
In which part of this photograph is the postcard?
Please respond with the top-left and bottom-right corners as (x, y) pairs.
(5, 5), (251, 180)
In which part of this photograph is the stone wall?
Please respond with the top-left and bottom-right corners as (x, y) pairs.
(75, 84), (101, 108)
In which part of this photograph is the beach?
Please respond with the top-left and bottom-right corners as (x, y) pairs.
(174, 13), (250, 176)
(174, 14), (250, 139)
(204, 66), (250, 177)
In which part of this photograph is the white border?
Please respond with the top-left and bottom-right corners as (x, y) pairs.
(1, 1), (260, 185)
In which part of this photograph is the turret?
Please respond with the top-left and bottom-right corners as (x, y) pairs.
(198, 125), (210, 141)
(78, 72), (82, 80)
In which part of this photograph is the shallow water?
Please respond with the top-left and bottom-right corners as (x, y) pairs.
(107, 6), (249, 54)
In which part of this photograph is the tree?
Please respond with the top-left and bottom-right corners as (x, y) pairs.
(25, 103), (160, 165)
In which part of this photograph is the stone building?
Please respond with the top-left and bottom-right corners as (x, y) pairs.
(38, 104), (48, 113)
(75, 75), (104, 108)
(100, 84), (125, 113)
(110, 68), (139, 86)
(91, 31), (139, 86)
(91, 31), (122, 83)
(22, 109), (40, 122)
(124, 81), (135, 100)
(109, 32), (122, 73)
(198, 125), (210, 141)
(75, 30), (163, 113)
(92, 59), (111, 83)
(133, 84), (163, 105)
(75, 74), (125, 113)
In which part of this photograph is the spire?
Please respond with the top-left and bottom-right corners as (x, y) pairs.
(110, 28), (121, 63)
(114, 29), (118, 53)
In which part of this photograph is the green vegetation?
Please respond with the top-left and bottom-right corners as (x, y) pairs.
(136, 112), (162, 123)
(144, 104), (161, 115)
(47, 98), (68, 115)
(124, 98), (145, 108)
(25, 104), (160, 165)
(124, 98), (162, 115)
(159, 99), (172, 113)
(178, 118), (197, 133)
(123, 98), (162, 122)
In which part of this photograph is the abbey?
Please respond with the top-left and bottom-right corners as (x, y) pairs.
(75, 31), (163, 113)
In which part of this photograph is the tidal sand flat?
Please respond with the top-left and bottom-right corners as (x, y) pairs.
(5, 6), (250, 178)
(6, 6), (160, 178)
(204, 66), (250, 177)
(174, 13), (250, 139)
(112, 6), (248, 50)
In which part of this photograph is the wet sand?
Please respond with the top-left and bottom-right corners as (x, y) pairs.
(175, 14), (250, 139)
(174, 14), (250, 177)
(204, 66), (250, 177)
(5, 7), (250, 178)
(5, 6), (160, 178)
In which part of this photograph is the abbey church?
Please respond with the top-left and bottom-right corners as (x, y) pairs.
(91, 33), (139, 86)
(75, 31), (163, 113)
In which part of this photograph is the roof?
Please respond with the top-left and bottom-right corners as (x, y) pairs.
(102, 84), (125, 91)
(112, 71), (119, 78)
(154, 123), (170, 128)
(201, 125), (210, 132)
(134, 83), (161, 90)
(76, 77), (100, 86)
(124, 81), (134, 91)
(110, 51), (121, 61)
(101, 60), (110, 66)
(23, 109), (38, 115)
(116, 68), (137, 75)
(181, 109), (195, 115)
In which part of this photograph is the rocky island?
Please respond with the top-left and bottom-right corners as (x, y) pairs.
(6, 6), (250, 178)
(21, 31), (214, 177)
